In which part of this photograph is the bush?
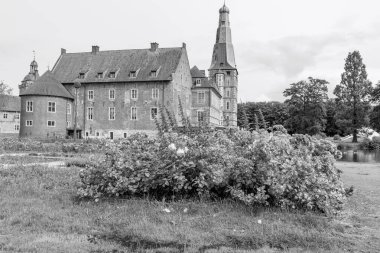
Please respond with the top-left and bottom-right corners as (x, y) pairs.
(333, 134), (341, 141)
(359, 138), (380, 150)
(0, 138), (108, 153)
(77, 128), (349, 214)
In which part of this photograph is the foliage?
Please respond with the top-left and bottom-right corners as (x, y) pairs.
(370, 105), (380, 132)
(0, 138), (108, 153)
(325, 99), (344, 136)
(77, 128), (349, 214)
(333, 51), (373, 142)
(0, 80), (13, 95)
(283, 77), (329, 135)
(237, 102), (288, 129)
(359, 138), (380, 150)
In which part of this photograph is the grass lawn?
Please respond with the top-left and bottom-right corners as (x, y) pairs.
(0, 161), (379, 252)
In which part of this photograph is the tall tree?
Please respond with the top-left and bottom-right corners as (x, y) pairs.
(0, 81), (13, 95)
(283, 77), (329, 135)
(333, 51), (372, 142)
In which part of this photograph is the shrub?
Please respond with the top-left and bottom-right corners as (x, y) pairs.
(333, 134), (341, 141)
(77, 127), (349, 214)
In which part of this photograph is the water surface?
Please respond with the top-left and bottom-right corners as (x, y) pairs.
(338, 149), (380, 163)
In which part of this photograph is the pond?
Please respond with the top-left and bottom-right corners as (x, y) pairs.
(338, 149), (380, 163)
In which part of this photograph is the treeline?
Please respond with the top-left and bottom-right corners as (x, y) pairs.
(238, 51), (380, 142)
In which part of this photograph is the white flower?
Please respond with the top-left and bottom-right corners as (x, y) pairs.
(257, 219), (262, 224)
(184, 147), (189, 153)
(168, 143), (176, 150)
(176, 148), (185, 156)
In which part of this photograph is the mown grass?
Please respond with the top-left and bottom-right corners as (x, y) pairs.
(0, 161), (379, 252)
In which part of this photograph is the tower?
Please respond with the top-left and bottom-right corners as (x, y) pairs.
(19, 54), (40, 93)
(209, 3), (238, 127)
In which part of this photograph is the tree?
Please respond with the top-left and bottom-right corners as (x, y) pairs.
(283, 77), (329, 135)
(0, 81), (13, 95)
(370, 105), (380, 132)
(237, 102), (288, 129)
(333, 51), (372, 142)
(324, 99), (342, 136)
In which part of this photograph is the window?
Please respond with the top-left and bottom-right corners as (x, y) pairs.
(85, 132), (89, 138)
(150, 70), (157, 77)
(109, 107), (115, 120)
(66, 103), (71, 115)
(131, 107), (137, 120)
(26, 101), (33, 112)
(124, 133), (127, 138)
(226, 71), (231, 76)
(151, 107), (158, 120)
(226, 101), (230, 110)
(216, 74), (224, 86)
(131, 89), (138, 100)
(197, 111), (204, 122)
(47, 120), (56, 127)
(152, 88), (159, 99)
(226, 89), (230, 97)
(78, 73), (85, 79)
(3, 113), (7, 119)
(129, 71), (137, 78)
(227, 79), (230, 86)
(88, 90), (94, 100)
(87, 107), (93, 120)
(196, 79), (201, 86)
(109, 89), (115, 100)
(97, 72), (103, 79)
(48, 102), (56, 113)
(198, 91), (205, 104)
(67, 121), (71, 127)
(221, 21), (226, 25)
(14, 114), (20, 120)
(109, 131), (114, 140)
(109, 72), (116, 78)
(15, 125), (20, 131)
(26, 120), (33, 126)
(96, 132), (100, 137)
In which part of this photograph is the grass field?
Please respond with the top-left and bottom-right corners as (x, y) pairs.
(0, 159), (379, 252)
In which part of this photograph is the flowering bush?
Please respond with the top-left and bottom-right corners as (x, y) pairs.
(77, 128), (350, 214)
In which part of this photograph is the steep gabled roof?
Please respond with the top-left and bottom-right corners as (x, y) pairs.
(0, 95), (20, 112)
(20, 71), (74, 100)
(52, 47), (184, 83)
(190, 66), (206, 78)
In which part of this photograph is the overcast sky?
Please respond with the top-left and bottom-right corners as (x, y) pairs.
(1, 0), (380, 102)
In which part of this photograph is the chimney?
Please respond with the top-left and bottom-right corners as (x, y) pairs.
(182, 42), (186, 49)
(150, 42), (159, 52)
(92, 45), (99, 54)
(61, 48), (66, 55)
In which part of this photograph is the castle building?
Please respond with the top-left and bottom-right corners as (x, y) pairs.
(18, 4), (238, 139)
(0, 95), (20, 137)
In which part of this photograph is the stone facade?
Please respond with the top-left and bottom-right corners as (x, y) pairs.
(0, 95), (20, 137)
(19, 95), (71, 138)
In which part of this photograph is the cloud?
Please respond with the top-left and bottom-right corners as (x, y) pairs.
(238, 25), (380, 79)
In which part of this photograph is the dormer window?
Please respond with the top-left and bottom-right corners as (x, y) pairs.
(226, 71), (231, 76)
(195, 79), (201, 86)
(78, 73), (85, 79)
(109, 72), (116, 78)
(129, 71), (137, 78)
(97, 72), (103, 79)
(220, 62), (224, 67)
(150, 70), (157, 77)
